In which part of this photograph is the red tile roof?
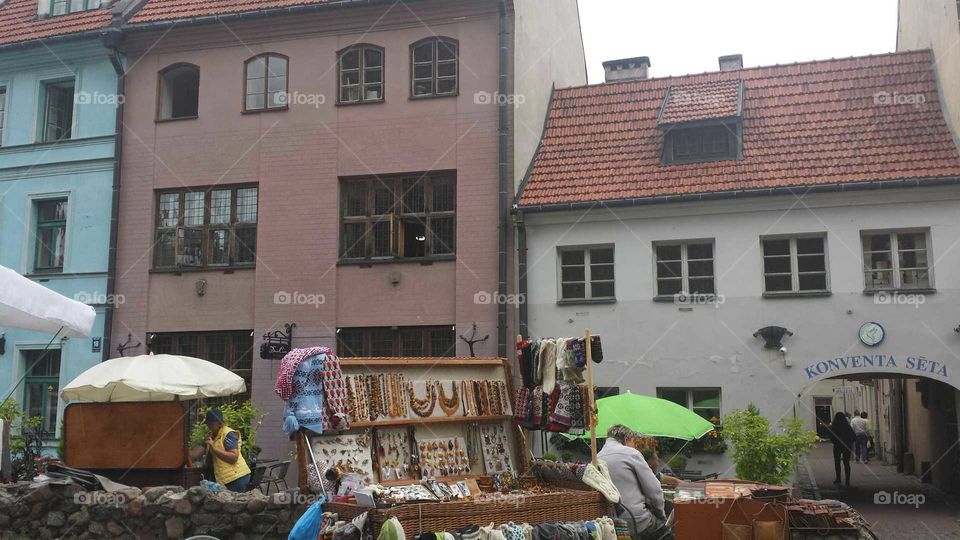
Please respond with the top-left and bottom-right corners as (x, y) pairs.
(518, 50), (960, 208)
(0, 0), (115, 47)
(128, 0), (337, 24)
(658, 80), (741, 125)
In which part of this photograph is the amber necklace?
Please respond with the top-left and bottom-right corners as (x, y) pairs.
(438, 381), (460, 416)
(408, 380), (437, 417)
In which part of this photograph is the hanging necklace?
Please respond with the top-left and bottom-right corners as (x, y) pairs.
(408, 380), (437, 417)
(438, 381), (460, 416)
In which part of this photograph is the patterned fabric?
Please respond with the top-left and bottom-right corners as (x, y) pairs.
(320, 353), (350, 431)
(276, 346), (331, 400)
(502, 523), (525, 540)
(283, 354), (326, 435)
(590, 336), (603, 363)
(568, 384), (585, 434)
(549, 382), (579, 431)
(571, 340), (586, 369)
(530, 386), (546, 429)
(513, 387), (533, 425)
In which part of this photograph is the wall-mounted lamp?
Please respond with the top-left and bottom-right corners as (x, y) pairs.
(753, 326), (794, 350)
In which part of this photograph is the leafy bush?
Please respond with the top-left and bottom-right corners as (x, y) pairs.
(189, 400), (266, 462)
(0, 398), (22, 422)
(722, 403), (818, 485)
(11, 416), (58, 481)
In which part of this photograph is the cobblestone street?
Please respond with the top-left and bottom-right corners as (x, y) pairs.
(800, 443), (960, 539)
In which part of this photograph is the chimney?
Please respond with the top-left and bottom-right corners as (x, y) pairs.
(719, 54), (743, 72)
(603, 57), (651, 82)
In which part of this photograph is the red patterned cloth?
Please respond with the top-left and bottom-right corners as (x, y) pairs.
(275, 347), (330, 400)
(320, 353), (349, 431)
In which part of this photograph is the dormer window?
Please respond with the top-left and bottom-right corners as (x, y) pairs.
(658, 80), (744, 165)
(48, 0), (100, 16)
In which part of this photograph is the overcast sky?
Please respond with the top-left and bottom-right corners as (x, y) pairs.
(577, 0), (900, 83)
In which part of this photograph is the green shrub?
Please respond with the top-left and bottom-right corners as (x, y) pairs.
(722, 403), (818, 485)
(189, 400), (266, 462)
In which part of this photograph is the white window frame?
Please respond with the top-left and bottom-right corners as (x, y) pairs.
(761, 234), (830, 295)
(653, 239), (716, 299)
(861, 229), (933, 291)
(557, 245), (615, 303)
(656, 387), (722, 424)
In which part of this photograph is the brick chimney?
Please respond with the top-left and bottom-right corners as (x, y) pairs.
(603, 57), (651, 82)
(719, 54), (743, 71)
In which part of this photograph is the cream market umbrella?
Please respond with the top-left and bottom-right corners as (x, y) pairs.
(0, 264), (95, 337)
(61, 354), (246, 402)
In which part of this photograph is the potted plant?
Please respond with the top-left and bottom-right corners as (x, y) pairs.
(722, 403), (818, 485)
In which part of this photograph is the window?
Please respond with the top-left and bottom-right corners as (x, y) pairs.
(49, 0), (99, 16)
(762, 236), (828, 294)
(654, 241), (714, 297)
(244, 54), (288, 112)
(337, 326), (456, 358)
(42, 80), (74, 142)
(0, 87), (7, 145)
(657, 387), (721, 424)
(862, 231), (931, 290)
(558, 246), (615, 301)
(662, 125), (739, 164)
(157, 64), (199, 120)
(340, 172), (455, 260)
(411, 37), (458, 97)
(23, 350), (61, 439)
(338, 45), (384, 104)
(35, 199), (68, 271)
(151, 331), (253, 401)
(154, 186), (258, 269)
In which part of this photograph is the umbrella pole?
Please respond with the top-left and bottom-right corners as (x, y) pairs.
(585, 328), (598, 467)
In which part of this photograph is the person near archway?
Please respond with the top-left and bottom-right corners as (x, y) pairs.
(850, 412), (871, 464)
(827, 412), (856, 486)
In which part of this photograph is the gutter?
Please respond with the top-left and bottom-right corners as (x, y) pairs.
(101, 27), (125, 361)
(496, 0), (509, 358)
(515, 176), (960, 214)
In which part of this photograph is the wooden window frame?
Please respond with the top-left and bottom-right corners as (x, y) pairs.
(156, 63), (200, 122)
(41, 79), (75, 142)
(653, 240), (715, 300)
(150, 331), (253, 401)
(336, 326), (456, 358)
(861, 229), (933, 292)
(153, 185), (258, 271)
(339, 172), (456, 262)
(34, 198), (68, 272)
(337, 44), (385, 105)
(557, 245), (616, 303)
(23, 349), (62, 439)
(761, 235), (830, 296)
(243, 53), (289, 113)
(410, 37), (459, 99)
(657, 387), (722, 425)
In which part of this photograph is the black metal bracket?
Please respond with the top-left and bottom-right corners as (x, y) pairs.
(117, 333), (141, 357)
(261, 323), (296, 359)
(753, 326), (793, 349)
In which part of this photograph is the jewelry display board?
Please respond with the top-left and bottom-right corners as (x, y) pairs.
(297, 357), (522, 491)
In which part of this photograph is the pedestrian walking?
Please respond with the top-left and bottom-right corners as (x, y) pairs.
(850, 412), (870, 463)
(827, 412), (856, 487)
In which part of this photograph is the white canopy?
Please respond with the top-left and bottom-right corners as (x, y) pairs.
(61, 353), (247, 402)
(0, 264), (96, 338)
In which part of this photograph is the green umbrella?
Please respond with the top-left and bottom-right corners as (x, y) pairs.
(564, 393), (716, 441)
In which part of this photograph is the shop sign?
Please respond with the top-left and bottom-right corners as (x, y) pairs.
(803, 354), (949, 381)
(260, 323), (295, 360)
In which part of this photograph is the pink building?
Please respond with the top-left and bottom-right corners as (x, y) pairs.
(110, 0), (585, 462)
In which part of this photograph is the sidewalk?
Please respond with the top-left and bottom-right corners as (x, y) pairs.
(797, 443), (960, 539)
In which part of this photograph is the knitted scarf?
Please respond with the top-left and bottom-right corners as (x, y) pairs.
(276, 346), (330, 400)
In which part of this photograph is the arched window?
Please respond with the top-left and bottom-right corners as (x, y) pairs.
(337, 44), (384, 104)
(244, 54), (288, 112)
(157, 63), (199, 121)
(410, 37), (458, 98)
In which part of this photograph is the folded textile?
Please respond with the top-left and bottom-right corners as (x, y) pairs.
(276, 346), (331, 400)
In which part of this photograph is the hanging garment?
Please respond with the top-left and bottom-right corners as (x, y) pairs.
(571, 339), (586, 369)
(276, 346), (331, 400)
(590, 336), (603, 363)
(559, 338), (585, 383)
(321, 353), (350, 431)
(513, 387), (534, 427)
(530, 386), (546, 429)
(517, 339), (535, 388)
(539, 339), (558, 395)
(548, 382), (579, 431)
(283, 353), (327, 434)
(568, 383), (585, 435)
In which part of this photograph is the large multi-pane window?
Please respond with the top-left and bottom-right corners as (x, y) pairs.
(244, 54), (288, 112)
(657, 387), (721, 424)
(50, 0), (100, 16)
(340, 172), (455, 260)
(338, 45), (384, 104)
(23, 350), (61, 439)
(558, 246), (615, 301)
(337, 326), (456, 358)
(411, 37), (458, 97)
(154, 186), (258, 269)
(862, 230), (931, 290)
(151, 331), (253, 401)
(654, 241), (714, 297)
(42, 80), (74, 142)
(761, 236), (828, 294)
(35, 199), (68, 272)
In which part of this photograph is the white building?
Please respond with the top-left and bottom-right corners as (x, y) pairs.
(515, 51), (960, 478)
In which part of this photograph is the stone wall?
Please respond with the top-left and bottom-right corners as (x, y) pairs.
(0, 481), (311, 539)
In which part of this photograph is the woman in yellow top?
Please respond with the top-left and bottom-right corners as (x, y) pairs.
(203, 409), (252, 492)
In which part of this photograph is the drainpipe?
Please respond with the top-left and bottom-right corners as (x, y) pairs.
(496, 0), (509, 358)
(101, 28), (125, 361)
(515, 209), (528, 338)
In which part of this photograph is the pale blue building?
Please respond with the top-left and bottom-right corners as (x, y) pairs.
(0, 0), (122, 446)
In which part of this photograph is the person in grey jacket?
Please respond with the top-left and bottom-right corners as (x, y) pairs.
(597, 425), (674, 540)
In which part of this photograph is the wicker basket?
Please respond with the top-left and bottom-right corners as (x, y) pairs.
(326, 488), (611, 537)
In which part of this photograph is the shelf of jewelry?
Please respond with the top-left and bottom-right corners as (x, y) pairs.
(417, 436), (471, 478)
(480, 423), (513, 474)
(375, 428), (413, 481)
(309, 432), (376, 485)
